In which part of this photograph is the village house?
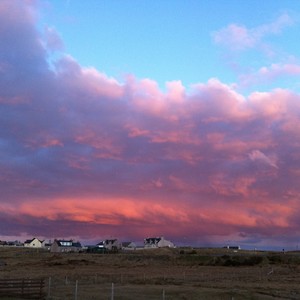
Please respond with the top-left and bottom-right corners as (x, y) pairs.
(24, 238), (45, 248)
(6, 241), (23, 247)
(122, 241), (137, 250)
(96, 239), (122, 252)
(225, 245), (241, 251)
(144, 236), (175, 248)
(44, 240), (52, 250)
(0, 241), (7, 247)
(50, 239), (82, 253)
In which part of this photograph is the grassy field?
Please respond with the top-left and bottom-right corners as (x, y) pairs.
(1, 246), (300, 299)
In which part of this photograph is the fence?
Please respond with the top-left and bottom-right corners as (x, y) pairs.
(0, 278), (45, 299)
(0, 266), (293, 300)
(47, 279), (183, 300)
(44, 266), (283, 299)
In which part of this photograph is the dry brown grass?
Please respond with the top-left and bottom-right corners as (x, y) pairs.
(1, 247), (300, 299)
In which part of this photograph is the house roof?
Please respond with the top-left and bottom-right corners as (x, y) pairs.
(24, 239), (33, 244)
(96, 239), (118, 246)
(24, 238), (43, 244)
(105, 239), (118, 244)
(144, 237), (162, 244)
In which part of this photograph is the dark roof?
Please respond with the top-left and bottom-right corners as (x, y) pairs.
(24, 238), (35, 244)
(24, 240), (32, 244)
(144, 237), (161, 244)
(24, 238), (44, 244)
(105, 239), (118, 244)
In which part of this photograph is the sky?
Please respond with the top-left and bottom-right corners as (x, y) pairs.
(1, 0), (300, 250)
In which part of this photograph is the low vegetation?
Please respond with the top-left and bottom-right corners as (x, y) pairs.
(1, 247), (300, 299)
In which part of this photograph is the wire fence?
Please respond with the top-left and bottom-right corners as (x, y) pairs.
(45, 266), (292, 300)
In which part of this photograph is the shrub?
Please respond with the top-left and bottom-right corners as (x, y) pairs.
(212, 255), (264, 267)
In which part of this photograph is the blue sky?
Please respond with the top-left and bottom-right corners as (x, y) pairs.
(39, 0), (300, 93)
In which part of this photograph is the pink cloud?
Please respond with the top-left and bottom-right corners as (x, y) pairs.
(239, 63), (300, 88)
(165, 80), (185, 103)
(43, 26), (64, 52)
(1, 192), (297, 243)
(213, 24), (256, 51)
(190, 78), (249, 122)
(210, 174), (257, 197)
(213, 13), (293, 51)
(74, 129), (123, 160)
(249, 150), (278, 169)
(259, 63), (300, 77)
(1, 1), (300, 248)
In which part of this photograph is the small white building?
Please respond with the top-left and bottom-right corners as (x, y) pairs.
(122, 242), (137, 250)
(97, 239), (122, 252)
(225, 245), (241, 250)
(24, 238), (45, 248)
(144, 236), (175, 248)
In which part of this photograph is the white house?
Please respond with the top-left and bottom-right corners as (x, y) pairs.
(24, 238), (45, 248)
(122, 241), (137, 250)
(97, 239), (122, 252)
(225, 245), (241, 250)
(144, 236), (175, 248)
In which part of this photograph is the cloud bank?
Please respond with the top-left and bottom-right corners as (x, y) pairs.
(1, 1), (300, 248)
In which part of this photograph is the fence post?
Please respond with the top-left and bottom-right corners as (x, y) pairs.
(111, 282), (114, 300)
(40, 278), (44, 298)
(162, 289), (165, 300)
(21, 279), (24, 296)
(74, 280), (78, 300)
(48, 277), (51, 298)
(260, 268), (262, 281)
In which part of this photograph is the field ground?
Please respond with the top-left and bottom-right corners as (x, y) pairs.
(1, 247), (300, 299)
